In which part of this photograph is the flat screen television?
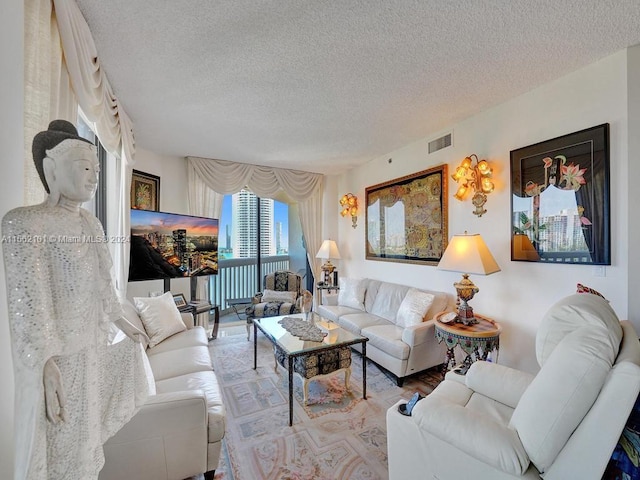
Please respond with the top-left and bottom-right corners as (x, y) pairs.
(129, 209), (219, 281)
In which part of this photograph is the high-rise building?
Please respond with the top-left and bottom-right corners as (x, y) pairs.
(231, 190), (275, 257)
(275, 221), (282, 254)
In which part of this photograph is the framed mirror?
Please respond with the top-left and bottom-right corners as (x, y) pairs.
(510, 124), (610, 265)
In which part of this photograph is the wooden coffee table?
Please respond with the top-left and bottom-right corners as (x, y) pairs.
(252, 313), (368, 426)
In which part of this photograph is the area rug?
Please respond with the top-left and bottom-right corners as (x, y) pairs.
(202, 330), (443, 480)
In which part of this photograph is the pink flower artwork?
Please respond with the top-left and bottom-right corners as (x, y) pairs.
(560, 163), (587, 191)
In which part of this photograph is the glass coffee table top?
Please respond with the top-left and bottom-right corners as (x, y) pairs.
(255, 313), (365, 356)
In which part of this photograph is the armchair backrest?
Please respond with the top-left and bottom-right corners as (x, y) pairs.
(509, 293), (639, 478)
(263, 270), (302, 297)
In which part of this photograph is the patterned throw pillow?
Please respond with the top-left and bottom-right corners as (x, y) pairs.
(576, 283), (607, 300)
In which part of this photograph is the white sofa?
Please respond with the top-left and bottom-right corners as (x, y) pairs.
(316, 278), (454, 385)
(99, 296), (225, 480)
(386, 293), (640, 480)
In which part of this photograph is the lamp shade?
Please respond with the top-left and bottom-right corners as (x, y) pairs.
(316, 240), (341, 260)
(437, 233), (500, 275)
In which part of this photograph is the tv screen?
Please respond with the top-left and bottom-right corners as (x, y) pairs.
(129, 209), (219, 281)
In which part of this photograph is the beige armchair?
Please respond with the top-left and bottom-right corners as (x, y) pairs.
(387, 293), (640, 480)
(245, 270), (310, 339)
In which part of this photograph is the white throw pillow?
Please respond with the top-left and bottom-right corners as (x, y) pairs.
(261, 289), (297, 304)
(338, 278), (366, 310)
(134, 292), (186, 348)
(396, 288), (435, 327)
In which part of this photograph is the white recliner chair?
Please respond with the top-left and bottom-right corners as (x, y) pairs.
(387, 293), (640, 480)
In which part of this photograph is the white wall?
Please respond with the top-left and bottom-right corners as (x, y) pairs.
(335, 50), (631, 373)
(126, 149), (191, 300)
(0, 1), (23, 476)
(628, 45), (640, 322)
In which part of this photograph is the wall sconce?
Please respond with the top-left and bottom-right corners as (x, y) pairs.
(451, 154), (494, 217)
(339, 193), (358, 228)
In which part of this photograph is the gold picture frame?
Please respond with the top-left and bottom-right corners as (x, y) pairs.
(365, 164), (448, 265)
(131, 170), (160, 211)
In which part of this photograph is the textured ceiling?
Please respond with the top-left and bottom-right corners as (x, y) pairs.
(76, 0), (640, 174)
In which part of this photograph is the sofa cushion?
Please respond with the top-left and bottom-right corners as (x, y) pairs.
(370, 282), (410, 322)
(155, 370), (225, 442)
(535, 293), (622, 367)
(396, 288), (435, 327)
(134, 292), (187, 348)
(361, 324), (409, 360)
(510, 325), (617, 473)
(338, 277), (366, 310)
(316, 304), (363, 322)
(147, 326), (208, 355)
(147, 345), (213, 381)
(337, 312), (389, 336)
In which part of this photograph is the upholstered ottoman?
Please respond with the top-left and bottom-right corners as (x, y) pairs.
(273, 344), (352, 404)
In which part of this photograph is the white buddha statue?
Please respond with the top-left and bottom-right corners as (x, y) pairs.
(2, 120), (148, 480)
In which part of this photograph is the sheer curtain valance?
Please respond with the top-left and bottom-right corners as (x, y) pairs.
(187, 156), (322, 201)
(187, 156), (325, 285)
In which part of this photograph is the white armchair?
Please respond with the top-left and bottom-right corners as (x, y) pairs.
(387, 293), (640, 480)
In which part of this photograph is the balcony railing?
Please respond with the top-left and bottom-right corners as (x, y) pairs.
(208, 255), (290, 310)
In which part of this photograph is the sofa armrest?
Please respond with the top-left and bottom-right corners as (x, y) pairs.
(180, 312), (195, 329)
(413, 395), (530, 475)
(465, 361), (535, 409)
(401, 320), (436, 346)
(105, 390), (208, 444)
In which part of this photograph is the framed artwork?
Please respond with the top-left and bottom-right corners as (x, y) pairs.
(510, 123), (610, 265)
(131, 170), (160, 211)
(365, 164), (448, 265)
(172, 293), (188, 309)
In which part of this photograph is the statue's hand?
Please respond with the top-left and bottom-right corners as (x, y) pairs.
(43, 358), (67, 424)
(114, 317), (144, 344)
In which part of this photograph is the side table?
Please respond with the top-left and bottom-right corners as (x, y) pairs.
(315, 284), (339, 307)
(180, 300), (220, 340)
(434, 312), (501, 375)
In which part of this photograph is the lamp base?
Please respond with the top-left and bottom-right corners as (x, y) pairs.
(456, 302), (478, 325)
(454, 274), (479, 325)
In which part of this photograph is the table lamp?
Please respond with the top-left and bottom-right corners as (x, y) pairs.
(437, 232), (500, 325)
(316, 240), (341, 285)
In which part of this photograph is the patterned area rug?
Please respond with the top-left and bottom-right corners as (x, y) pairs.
(196, 330), (443, 480)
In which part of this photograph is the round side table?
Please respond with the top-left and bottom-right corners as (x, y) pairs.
(434, 312), (502, 375)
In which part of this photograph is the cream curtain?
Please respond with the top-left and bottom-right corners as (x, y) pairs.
(24, 0), (77, 205)
(52, 0), (136, 297)
(187, 157), (325, 283)
(186, 165), (225, 327)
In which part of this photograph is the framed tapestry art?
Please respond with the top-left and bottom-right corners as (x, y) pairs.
(510, 124), (610, 265)
(366, 165), (448, 265)
(131, 170), (160, 211)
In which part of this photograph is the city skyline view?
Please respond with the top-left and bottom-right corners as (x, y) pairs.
(219, 193), (289, 253)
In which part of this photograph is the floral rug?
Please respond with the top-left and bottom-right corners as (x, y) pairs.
(194, 330), (442, 480)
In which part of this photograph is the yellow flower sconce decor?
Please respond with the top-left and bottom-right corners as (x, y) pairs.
(340, 193), (358, 228)
(451, 154), (494, 217)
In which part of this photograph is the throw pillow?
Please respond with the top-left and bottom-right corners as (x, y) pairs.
(396, 288), (435, 327)
(338, 277), (366, 310)
(261, 289), (297, 304)
(133, 291), (186, 348)
(576, 283), (607, 300)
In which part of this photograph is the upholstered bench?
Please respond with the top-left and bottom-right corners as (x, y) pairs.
(273, 344), (352, 404)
